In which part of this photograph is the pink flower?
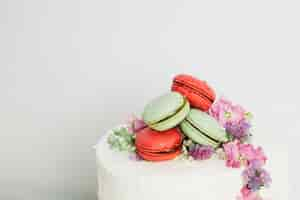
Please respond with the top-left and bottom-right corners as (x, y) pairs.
(223, 141), (268, 168)
(241, 186), (252, 197)
(230, 104), (247, 123)
(236, 186), (263, 200)
(125, 114), (137, 133)
(132, 119), (147, 132)
(223, 141), (241, 168)
(239, 144), (267, 167)
(125, 114), (147, 133)
(209, 97), (247, 127)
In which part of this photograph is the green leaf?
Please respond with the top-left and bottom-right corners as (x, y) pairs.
(245, 112), (253, 120)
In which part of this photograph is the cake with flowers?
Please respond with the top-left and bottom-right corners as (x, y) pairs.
(95, 74), (273, 200)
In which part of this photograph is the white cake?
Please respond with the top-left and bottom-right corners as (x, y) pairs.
(96, 131), (236, 200)
(95, 128), (288, 200)
(95, 74), (288, 200)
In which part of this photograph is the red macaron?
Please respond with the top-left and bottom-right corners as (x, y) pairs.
(171, 74), (215, 111)
(135, 127), (183, 162)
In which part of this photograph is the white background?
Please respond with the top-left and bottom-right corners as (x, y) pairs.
(1, 0), (299, 199)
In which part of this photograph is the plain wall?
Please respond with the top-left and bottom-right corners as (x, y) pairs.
(1, 0), (299, 199)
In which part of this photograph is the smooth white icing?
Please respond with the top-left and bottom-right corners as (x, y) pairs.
(96, 130), (244, 200)
(96, 126), (288, 200)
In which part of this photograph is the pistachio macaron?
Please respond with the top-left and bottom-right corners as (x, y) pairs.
(180, 109), (228, 148)
(142, 92), (190, 131)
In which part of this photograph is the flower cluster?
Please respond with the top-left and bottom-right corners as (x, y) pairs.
(225, 119), (251, 140)
(239, 144), (267, 167)
(107, 127), (136, 152)
(223, 141), (267, 168)
(238, 165), (271, 200)
(242, 164), (272, 192)
(222, 141), (271, 199)
(189, 144), (214, 160)
(223, 140), (241, 168)
(209, 97), (252, 140)
(209, 97), (271, 199)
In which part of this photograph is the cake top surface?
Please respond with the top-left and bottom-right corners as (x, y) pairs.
(96, 128), (241, 178)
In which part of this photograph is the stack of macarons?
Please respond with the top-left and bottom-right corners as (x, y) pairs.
(135, 74), (228, 161)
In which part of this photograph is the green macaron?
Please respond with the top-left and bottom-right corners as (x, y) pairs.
(142, 92), (190, 131)
(180, 109), (228, 148)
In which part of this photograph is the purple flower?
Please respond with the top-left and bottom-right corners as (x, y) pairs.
(209, 97), (253, 142)
(225, 119), (251, 139)
(189, 144), (214, 160)
(242, 165), (272, 192)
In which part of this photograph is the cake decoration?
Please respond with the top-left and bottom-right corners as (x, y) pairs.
(172, 74), (216, 111)
(106, 74), (271, 200)
(107, 127), (136, 152)
(135, 127), (183, 161)
(180, 108), (228, 148)
(209, 97), (253, 141)
(142, 92), (190, 131)
(188, 143), (214, 160)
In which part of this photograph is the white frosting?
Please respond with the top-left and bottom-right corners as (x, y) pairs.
(96, 131), (244, 200)
(96, 126), (288, 200)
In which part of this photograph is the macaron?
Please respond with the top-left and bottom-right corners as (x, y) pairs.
(142, 92), (190, 131)
(180, 109), (228, 148)
(135, 127), (183, 161)
(171, 74), (215, 111)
